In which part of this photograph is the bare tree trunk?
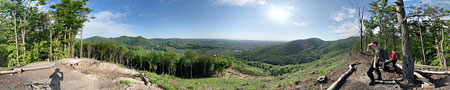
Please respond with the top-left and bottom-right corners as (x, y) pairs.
(69, 32), (74, 58)
(435, 37), (444, 67)
(48, 14), (53, 61)
(392, 28), (396, 51)
(358, 9), (364, 54)
(22, 10), (27, 61)
(419, 26), (426, 65)
(395, 0), (415, 83)
(80, 28), (83, 58)
(203, 61), (206, 77)
(379, 14), (384, 48)
(109, 53), (112, 62)
(71, 35), (74, 58)
(440, 28), (447, 67)
(87, 40), (91, 58)
(55, 39), (58, 60)
(13, 9), (20, 66)
(64, 27), (67, 56)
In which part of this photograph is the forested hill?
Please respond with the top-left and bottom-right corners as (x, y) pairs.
(234, 37), (358, 65)
(84, 36), (286, 55)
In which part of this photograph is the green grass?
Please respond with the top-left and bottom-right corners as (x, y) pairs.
(143, 54), (349, 89)
(120, 80), (131, 85)
(232, 63), (268, 76)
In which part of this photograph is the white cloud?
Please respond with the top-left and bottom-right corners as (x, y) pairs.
(419, 0), (450, 8)
(210, 0), (267, 6)
(331, 7), (357, 22)
(332, 20), (361, 37)
(292, 21), (307, 26)
(30, 1), (55, 12)
(81, 11), (134, 38)
(373, 27), (380, 34)
(420, 0), (432, 4)
(287, 5), (295, 10)
(160, 0), (177, 4)
(442, 16), (450, 20)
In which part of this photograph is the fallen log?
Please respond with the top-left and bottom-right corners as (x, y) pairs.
(0, 64), (54, 75)
(415, 70), (450, 75)
(0, 68), (23, 75)
(22, 64), (54, 71)
(395, 64), (435, 88)
(327, 63), (356, 90)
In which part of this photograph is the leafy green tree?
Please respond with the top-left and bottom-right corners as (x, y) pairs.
(183, 49), (198, 78)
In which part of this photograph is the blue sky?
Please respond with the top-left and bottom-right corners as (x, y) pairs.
(40, 0), (450, 41)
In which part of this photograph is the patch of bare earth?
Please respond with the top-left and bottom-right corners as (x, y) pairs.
(318, 54), (450, 90)
(339, 55), (402, 90)
(0, 58), (162, 90)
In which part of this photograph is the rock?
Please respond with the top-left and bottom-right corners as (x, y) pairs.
(295, 81), (301, 85)
(138, 73), (150, 86)
(27, 80), (51, 90)
(317, 75), (327, 83)
(311, 71), (317, 74)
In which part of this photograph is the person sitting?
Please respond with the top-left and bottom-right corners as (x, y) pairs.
(381, 50), (399, 71)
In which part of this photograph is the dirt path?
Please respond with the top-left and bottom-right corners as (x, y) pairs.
(0, 58), (162, 90)
(337, 55), (402, 90)
(327, 54), (450, 90)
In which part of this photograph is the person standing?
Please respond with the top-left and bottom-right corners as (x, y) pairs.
(366, 42), (385, 85)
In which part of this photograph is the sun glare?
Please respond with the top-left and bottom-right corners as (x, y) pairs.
(268, 7), (290, 21)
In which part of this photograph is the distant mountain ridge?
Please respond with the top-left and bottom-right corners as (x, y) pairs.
(84, 36), (286, 56)
(234, 37), (358, 65)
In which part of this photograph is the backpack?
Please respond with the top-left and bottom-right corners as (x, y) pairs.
(378, 48), (388, 60)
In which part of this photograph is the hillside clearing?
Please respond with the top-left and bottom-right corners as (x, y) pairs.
(0, 59), (161, 90)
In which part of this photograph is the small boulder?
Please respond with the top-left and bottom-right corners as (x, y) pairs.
(317, 75), (327, 83)
(311, 71), (317, 74)
(295, 81), (301, 85)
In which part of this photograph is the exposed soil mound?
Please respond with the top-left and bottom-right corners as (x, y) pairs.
(0, 58), (162, 90)
(318, 54), (450, 90)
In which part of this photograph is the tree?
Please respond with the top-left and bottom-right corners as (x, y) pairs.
(48, 14), (53, 61)
(395, 0), (415, 83)
(348, 0), (367, 55)
(424, 6), (448, 67)
(50, 0), (90, 59)
(12, 1), (20, 66)
(79, 6), (92, 59)
(165, 51), (179, 75)
(183, 49), (198, 78)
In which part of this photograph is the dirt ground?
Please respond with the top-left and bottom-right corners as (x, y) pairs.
(0, 58), (162, 90)
(322, 54), (450, 90)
